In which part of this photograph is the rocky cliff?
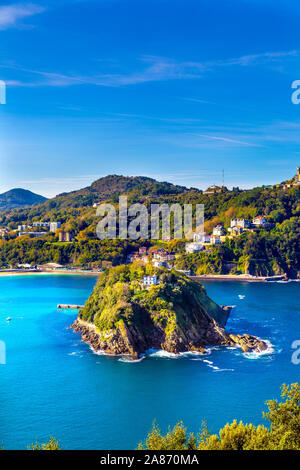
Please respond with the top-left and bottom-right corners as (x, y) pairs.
(72, 265), (267, 359)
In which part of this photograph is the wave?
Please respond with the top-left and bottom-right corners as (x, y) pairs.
(242, 339), (275, 360)
(145, 349), (178, 358)
(118, 356), (145, 363)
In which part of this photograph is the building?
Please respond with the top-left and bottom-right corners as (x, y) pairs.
(153, 260), (164, 268)
(210, 235), (221, 245)
(143, 275), (159, 286)
(230, 227), (244, 236)
(32, 222), (50, 228)
(38, 262), (64, 271)
(252, 216), (267, 226)
(213, 224), (226, 236)
(50, 222), (61, 233)
(139, 247), (147, 255)
(193, 232), (211, 243)
(230, 219), (251, 229)
(17, 263), (34, 269)
(185, 242), (204, 253)
(203, 185), (225, 195)
(59, 231), (72, 242)
(128, 252), (139, 263)
(18, 224), (30, 231)
(153, 249), (175, 262)
(18, 232), (47, 238)
(0, 228), (8, 238)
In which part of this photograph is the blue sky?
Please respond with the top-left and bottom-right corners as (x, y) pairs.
(1, 0), (300, 197)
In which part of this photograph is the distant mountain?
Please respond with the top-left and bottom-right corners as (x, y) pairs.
(37, 174), (192, 210)
(0, 188), (47, 211)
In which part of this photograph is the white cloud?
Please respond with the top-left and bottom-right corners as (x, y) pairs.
(0, 3), (45, 30)
(2, 49), (299, 87)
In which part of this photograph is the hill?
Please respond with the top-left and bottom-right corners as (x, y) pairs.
(0, 174), (190, 217)
(0, 188), (47, 211)
(72, 265), (267, 358)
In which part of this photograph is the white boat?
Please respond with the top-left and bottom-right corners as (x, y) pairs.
(6, 317), (11, 321)
(238, 294), (245, 299)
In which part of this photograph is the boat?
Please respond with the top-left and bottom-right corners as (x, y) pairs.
(6, 317), (11, 322)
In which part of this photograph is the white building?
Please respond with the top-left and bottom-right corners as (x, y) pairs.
(213, 225), (225, 236)
(18, 225), (30, 231)
(153, 249), (175, 262)
(193, 232), (210, 243)
(32, 222), (50, 228)
(252, 216), (267, 226)
(143, 275), (159, 286)
(18, 232), (47, 238)
(230, 219), (251, 228)
(50, 222), (61, 232)
(185, 242), (204, 253)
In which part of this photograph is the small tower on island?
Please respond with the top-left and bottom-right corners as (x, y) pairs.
(297, 167), (300, 183)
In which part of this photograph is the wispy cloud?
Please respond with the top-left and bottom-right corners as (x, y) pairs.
(195, 133), (262, 147)
(0, 3), (45, 30)
(2, 49), (299, 88)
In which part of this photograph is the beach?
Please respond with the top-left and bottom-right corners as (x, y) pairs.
(0, 269), (100, 277)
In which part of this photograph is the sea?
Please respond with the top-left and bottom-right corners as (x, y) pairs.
(0, 274), (299, 449)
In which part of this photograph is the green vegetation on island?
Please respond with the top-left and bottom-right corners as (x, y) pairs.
(73, 264), (266, 358)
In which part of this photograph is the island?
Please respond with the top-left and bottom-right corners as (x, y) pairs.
(71, 265), (267, 359)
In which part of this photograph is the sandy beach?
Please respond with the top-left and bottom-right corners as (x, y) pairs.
(0, 270), (100, 277)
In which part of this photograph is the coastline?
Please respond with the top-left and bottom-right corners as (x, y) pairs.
(190, 274), (287, 282)
(0, 269), (100, 277)
(0, 269), (289, 282)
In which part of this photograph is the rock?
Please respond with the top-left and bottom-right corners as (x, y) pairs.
(71, 265), (268, 358)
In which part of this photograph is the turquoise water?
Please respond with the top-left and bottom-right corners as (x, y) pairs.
(0, 274), (299, 450)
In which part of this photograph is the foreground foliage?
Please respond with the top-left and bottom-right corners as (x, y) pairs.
(138, 383), (300, 450)
(28, 437), (61, 450)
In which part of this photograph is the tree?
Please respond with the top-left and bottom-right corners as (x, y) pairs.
(138, 383), (300, 450)
(28, 437), (61, 450)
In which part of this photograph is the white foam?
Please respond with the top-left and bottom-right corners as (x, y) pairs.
(118, 356), (145, 363)
(179, 351), (205, 358)
(146, 349), (178, 358)
(242, 339), (275, 359)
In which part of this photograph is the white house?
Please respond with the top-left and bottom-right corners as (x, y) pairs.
(213, 224), (226, 236)
(193, 232), (210, 243)
(230, 219), (251, 228)
(143, 275), (159, 286)
(153, 249), (175, 262)
(252, 216), (267, 226)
